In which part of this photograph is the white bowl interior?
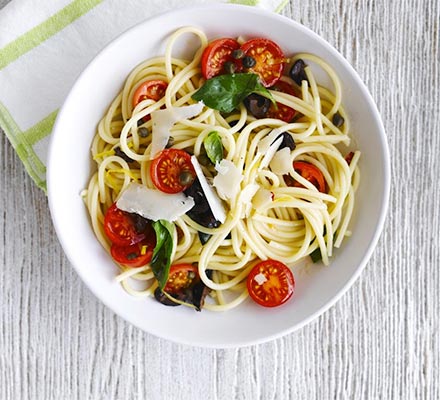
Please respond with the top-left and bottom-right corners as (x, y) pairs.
(47, 4), (390, 348)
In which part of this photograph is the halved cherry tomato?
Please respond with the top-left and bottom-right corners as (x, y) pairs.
(132, 80), (168, 108)
(150, 149), (196, 194)
(164, 264), (199, 294)
(201, 38), (241, 79)
(104, 203), (147, 246)
(287, 161), (326, 193)
(240, 38), (285, 87)
(267, 80), (297, 122)
(247, 259), (295, 307)
(110, 237), (155, 268)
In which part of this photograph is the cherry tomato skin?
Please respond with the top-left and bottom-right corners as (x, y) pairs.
(201, 38), (241, 79)
(150, 149), (196, 194)
(163, 264), (199, 294)
(240, 38), (285, 87)
(104, 203), (146, 246)
(110, 238), (155, 268)
(247, 260), (295, 307)
(132, 80), (168, 108)
(267, 80), (297, 122)
(291, 161), (327, 193)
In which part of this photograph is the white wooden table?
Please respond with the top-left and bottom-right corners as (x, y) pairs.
(1, 1), (439, 399)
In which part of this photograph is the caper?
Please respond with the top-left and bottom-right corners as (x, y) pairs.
(242, 55), (256, 68)
(198, 152), (211, 166)
(138, 127), (149, 138)
(332, 112), (345, 128)
(223, 61), (237, 74)
(179, 170), (195, 186)
(166, 136), (175, 148)
(232, 49), (245, 59)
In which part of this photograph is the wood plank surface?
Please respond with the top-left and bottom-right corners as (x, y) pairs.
(1, 0), (439, 399)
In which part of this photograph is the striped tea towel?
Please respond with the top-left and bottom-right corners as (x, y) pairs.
(0, 0), (287, 191)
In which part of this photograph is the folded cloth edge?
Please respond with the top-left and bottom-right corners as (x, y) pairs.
(0, 0), (288, 192)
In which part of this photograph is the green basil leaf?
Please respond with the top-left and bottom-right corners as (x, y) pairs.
(203, 131), (223, 165)
(192, 73), (275, 113)
(151, 220), (175, 289)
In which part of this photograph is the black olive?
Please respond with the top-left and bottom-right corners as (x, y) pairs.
(232, 49), (244, 59)
(244, 94), (271, 118)
(192, 270), (213, 311)
(223, 61), (237, 74)
(184, 178), (210, 214)
(129, 213), (149, 233)
(242, 55), (256, 68)
(154, 288), (182, 306)
(332, 112), (345, 128)
(114, 146), (134, 163)
(198, 231), (211, 245)
(138, 127), (149, 138)
(184, 178), (221, 228)
(289, 59), (308, 85)
(275, 132), (296, 151)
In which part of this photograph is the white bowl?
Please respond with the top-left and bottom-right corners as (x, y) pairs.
(47, 4), (390, 348)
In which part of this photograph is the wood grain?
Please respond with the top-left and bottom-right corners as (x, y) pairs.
(1, 0), (439, 399)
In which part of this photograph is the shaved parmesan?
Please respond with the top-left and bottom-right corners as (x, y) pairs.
(191, 156), (226, 224)
(259, 135), (283, 170)
(257, 128), (284, 154)
(150, 102), (204, 158)
(252, 188), (273, 211)
(116, 182), (195, 222)
(213, 160), (243, 200)
(270, 147), (292, 174)
(240, 183), (259, 217)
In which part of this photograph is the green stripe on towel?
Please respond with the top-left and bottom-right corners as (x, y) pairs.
(0, 0), (102, 70)
(23, 110), (58, 145)
(0, 102), (49, 190)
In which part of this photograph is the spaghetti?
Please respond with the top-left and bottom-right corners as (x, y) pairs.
(83, 27), (360, 311)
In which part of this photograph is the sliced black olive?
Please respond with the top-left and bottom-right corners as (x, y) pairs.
(154, 287), (182, 306)
(114, 146), (134, 163)
(244, 94), (271, 119)
(129, 213), (149, 233)
(232, 49), (244, 59)
(138, 127), (149, 138)
(184, 178), (210, 214)
(275, 132), (296, 151)
(198, 231), (212, 245)
(289, 59), (308, 85)
(192, 270), (213, 311)
(223, 61), (237, 74)
(184, 178), (221, 228)
(242, 55), (256, 68)
(332, 112), (345, 128)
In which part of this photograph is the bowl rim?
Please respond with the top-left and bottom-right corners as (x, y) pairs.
(47, 3), (391, 348)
